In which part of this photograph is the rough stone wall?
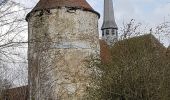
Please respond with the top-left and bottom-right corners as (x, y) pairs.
(28, 7), (99, 100)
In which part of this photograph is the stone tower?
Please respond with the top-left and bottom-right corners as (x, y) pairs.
(101, 0), (118, 45)
(26, 0), (100, 99)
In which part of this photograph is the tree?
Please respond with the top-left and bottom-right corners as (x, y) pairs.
(87, 34), (170, 100)
(86, 18), (170, 100)
(0, 0), (27, 64)
(0, 0), (29, 98)
(120, 19), (170, 43)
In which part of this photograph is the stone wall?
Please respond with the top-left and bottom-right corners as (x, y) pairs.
(28, 7), (99, 100)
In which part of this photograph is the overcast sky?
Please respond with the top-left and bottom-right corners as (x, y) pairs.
(15, 0), (170, 25)
(14, 0), (170, 46)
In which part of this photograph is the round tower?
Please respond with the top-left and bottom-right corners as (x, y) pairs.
(26, 0), (100, 99)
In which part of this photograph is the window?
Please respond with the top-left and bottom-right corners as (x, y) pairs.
(112, 29), (115, 35)
(106, 30), (109, 35)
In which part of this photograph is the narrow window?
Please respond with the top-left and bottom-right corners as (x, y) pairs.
(106, 30), (109, 35)
(112, 29), (115, 35)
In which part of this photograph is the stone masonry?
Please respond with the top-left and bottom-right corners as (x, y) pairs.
(27, 6), (100, 100)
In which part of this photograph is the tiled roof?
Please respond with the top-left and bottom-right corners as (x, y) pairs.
(26, 0), (100, 21)
(32, 0), (94, 12)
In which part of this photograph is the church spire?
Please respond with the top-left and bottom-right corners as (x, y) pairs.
(101, 0), (118, 45)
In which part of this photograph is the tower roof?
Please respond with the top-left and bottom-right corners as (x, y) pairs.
(32, 0), (93, 11)
(101, 0), (118, 30)
(26, 0), (100, 20)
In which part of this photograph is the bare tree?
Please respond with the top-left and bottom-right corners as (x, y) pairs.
(0, 0), (29, 98)
(120, 19), (143, 39)
(120, 19), (170, 45)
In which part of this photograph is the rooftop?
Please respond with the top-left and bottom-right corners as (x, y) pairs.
(32, 0), (93, 11)
(100, 34), (166, 63)
(26, 0), (100, 20)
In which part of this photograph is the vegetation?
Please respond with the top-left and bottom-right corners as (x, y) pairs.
(0, 0), (28, 99)
(87, 35), (170, 100)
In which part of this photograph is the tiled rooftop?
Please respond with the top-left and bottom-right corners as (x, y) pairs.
(26, 0), (100, 21)
(32, 0), (94, 12)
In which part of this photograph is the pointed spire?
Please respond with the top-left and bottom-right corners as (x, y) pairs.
(101, 0), (118, 46)
(102, 0), (117, 29)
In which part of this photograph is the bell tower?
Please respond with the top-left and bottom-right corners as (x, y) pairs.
(101, 0), (118, 45)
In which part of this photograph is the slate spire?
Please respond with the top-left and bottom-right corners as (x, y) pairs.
(101, 0), (118, 45)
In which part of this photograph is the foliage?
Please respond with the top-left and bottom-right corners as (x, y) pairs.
(87, 35), (170, 100)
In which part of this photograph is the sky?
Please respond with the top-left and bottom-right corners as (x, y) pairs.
(14, 0), (170, 46)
